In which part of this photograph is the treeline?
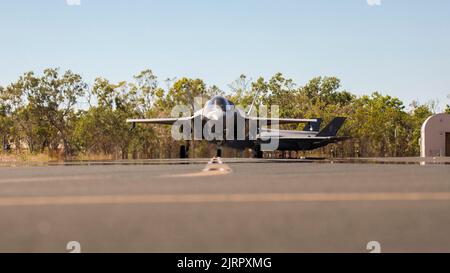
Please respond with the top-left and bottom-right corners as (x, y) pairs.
(0, 68), (448, 159)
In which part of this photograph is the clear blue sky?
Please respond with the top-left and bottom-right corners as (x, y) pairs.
(1, 0), (449, 109)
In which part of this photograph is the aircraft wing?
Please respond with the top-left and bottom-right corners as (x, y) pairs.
(126, 117), (193, 125)
(248, 117), (318, 125)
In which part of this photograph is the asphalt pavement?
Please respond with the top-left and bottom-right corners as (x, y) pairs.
(0, 159), (449, 252)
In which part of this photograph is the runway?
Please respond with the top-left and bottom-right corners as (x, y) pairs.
(0, 159), (449, 252)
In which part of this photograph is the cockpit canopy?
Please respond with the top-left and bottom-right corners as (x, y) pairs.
(205, 96), (235, 111)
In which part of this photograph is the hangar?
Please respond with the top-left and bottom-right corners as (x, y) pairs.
(420, 113), (450, 157)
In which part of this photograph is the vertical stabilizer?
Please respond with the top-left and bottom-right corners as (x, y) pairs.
(317, 117), (346, 137)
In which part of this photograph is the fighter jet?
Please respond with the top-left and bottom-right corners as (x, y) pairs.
(127, 95), (347, 158)
(255, 117), (348, 157)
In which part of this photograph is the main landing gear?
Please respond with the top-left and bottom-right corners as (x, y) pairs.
(179, 141), (190, 158)
(252, 145), (263, 159)
(179, 145), (187, 158)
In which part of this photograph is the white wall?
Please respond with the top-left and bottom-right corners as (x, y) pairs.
(420, 114), (450, 157)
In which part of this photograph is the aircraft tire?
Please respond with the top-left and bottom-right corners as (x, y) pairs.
(180, 145), (187, 158)
(253, 146), (263, 158)
(257, 150), (263, 158)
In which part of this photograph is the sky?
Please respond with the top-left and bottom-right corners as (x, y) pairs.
(0, 0), (449, 109)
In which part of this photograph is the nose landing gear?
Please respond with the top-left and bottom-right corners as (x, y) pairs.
(216, 144), (222, 158)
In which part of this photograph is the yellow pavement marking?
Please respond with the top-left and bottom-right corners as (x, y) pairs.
(0, 192), (450, 207)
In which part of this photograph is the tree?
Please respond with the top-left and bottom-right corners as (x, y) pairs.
(0, 86), (13, 151)
(228, 74), (252, 106)
(80, 78), (134, 158)
(406, 101), (434, 155)
(348, 92), (407, 157)
(167, 78), (208, 112)
(31, 69), (87, 157)
(2, 72), (54, 154)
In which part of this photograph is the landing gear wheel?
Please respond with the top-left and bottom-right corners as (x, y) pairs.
(180, 145), (187, 158)
(216, 148), (222, 158)
(253, 146), (263, 158)
(257, 150), (263, 158)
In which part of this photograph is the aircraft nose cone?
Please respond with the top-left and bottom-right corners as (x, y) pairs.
(204, 108), (224, 121)
(209, 112), (222, 121)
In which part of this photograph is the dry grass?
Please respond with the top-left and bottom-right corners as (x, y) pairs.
(0, 152), (51, 163)
(0, 152), (117, 164)
(74, 153), (116, 161)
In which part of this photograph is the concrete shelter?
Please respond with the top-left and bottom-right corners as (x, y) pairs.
(420, 113), (450, 157)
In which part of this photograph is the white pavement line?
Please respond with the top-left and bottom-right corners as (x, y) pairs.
(0, 192), (450, 207)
